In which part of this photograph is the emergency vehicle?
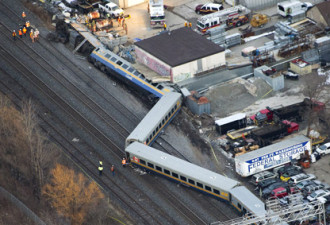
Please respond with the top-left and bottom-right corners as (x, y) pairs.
(148, 0), (165, 28)
(196, 5), (250, 34)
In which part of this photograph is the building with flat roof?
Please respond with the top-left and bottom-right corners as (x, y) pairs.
(135, 27), (226, 83)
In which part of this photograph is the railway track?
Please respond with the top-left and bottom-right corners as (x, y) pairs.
(0, 56), (185, 225)
(0, 1), (237, 223)
(0, 4), (220, 224)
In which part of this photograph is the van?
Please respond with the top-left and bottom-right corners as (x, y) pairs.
(250, 171), (277, 185)
(195, 3), (223, 14)
(277, 0), (313, 17)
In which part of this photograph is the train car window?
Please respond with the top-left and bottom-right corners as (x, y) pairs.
(243, 208), (247, 214)
(133, 71), (140, 76)
(164, 169), (170, 175)
(116, 61), (123, 66)
(139, 74), (146, 79)
(205, 186), (211, 191)
(213, 189), (220, 195)
(188, 179), (195, 185)
(180, 176), (187, 182)
(140, 159), (146, 165)
(175, 105), (177, 110)
(110, 57), (117, 62)
(171, 108), (174, 114)
(158, 124), (161, 129)
(237, 203), (241, 209)
(158, 84), (164, 90)
(152, 131), (155, 136)
(156, 127), (159, 133)
(197, 182), (203, 188)
(156, 166), (162, 172)
(105, 54), (111, 58)
(147, 162), (154, 168)
(122, 64), (129, 69)
(146, 138), (150, 144)
(168, 112), (171, 118)
(172, 172), (178, 178)
(146, 78), (152, 83)
(128, 68), (134, 73)
(165, 115), (168, 121)
(162, 119), (165, 125)
(151, 82), (158, 87)
(149, 135), (152, 141)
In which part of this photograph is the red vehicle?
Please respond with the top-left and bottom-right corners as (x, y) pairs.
(270, 187), (295, 199)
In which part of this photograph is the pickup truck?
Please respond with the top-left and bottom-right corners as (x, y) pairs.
(98, 2), (123, 18)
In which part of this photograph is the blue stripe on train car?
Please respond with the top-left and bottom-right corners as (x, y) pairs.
(90, 52), (164, 98)
(131, 161), (230, 203)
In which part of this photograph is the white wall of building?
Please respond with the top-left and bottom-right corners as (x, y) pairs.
(172, 52), (226, 83)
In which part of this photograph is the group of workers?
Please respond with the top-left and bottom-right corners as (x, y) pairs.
(12, 11), (39, 42)
(98, 157), (129, 176)
(162, 21), (192, 31)
(184, 21), (192, 28)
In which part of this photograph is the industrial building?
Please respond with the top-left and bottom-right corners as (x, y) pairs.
(134, 27), (226, 83)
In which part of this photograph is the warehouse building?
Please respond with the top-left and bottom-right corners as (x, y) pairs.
(307, 1), (330, 28)
(134, 27), (226, 83)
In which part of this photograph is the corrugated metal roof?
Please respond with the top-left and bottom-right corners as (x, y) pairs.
(135, 27), (224, 67)
(126, 92), (181, 143)
(235, 135), (310, 161)
(126, 142), (240, 192)
(230, 186), (266, 217)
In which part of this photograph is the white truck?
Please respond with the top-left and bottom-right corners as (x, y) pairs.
(148, 0), (165, 28)
(235, 135), (311, 177)
(277, 0), (313, 17)
(98, 2), (124, 18)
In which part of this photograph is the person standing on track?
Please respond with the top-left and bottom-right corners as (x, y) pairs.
(30, 29), (34, 43)
(122, 158), (127, 167)
(23, 26), (27, 37)
(111, 165), (115, 176)
(34, 29), (39, 41)
(18, 29), (23, 38)
(98, 161), (103, 176)
(12, 30), (16, 41)
(22, 11), (26, 19)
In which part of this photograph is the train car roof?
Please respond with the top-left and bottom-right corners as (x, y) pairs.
(235, 135), (310, 162)
(126, 92), (181, 142)
(126, 142), (240, 191)
(93, 47), (132, 67)
(230, 186), (266, 218)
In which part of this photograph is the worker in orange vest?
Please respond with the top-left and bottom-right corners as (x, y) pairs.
(163, 23), (167, 30)
(189, 22), (192, 28)
(18, 29), (23, 38)
(22, 11), (26, 19)
(30, 29), (34, 43)
(122, 158), (127, 167)
(26, 21), (30, 28)
(184, 21), (188, 27)
(12, 30), (16, 40)
(22, 26), (27, 37)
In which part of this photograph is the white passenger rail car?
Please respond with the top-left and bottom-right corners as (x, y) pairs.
(125, 92), (182, 148)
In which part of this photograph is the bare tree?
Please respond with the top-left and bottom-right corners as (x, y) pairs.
(302, 70), (330, 137)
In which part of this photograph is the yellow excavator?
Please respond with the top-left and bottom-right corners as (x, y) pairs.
(250, 14), (269, 28)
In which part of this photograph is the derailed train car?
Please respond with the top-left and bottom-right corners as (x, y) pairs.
(126, 142), (267, 218)
(88, 47), (173, 98)
(125, 92), (182, 148)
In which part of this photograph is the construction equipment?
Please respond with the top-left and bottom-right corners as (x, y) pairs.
(250, 14), (269, 28)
